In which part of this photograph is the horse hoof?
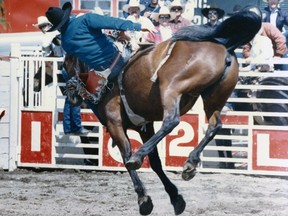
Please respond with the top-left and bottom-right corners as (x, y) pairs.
(172, 194), (186, 215)
(125, 156), (142, 170)
(139, 195), (153, 215)
(182, 162), (197, 181)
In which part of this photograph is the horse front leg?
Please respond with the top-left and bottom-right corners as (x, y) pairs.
(125, 95), (181, 170)
(107, 124), (154, 215)
(139, 123), (186, 215)
(182, 110), (222, 181)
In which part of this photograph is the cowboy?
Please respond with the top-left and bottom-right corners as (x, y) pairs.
(262, 0), (288, 33)
(32, 16), (63, 57)
(262, 0), (288, 70)
(201, 3), (225, 28)
(168, 0), (191, 33)
(33, 15), (90, 135)
(45, 2), (155, 103)
(146, 6), (175, 44)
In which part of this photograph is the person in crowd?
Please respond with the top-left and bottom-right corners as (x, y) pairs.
(33, 16), (89, 135)
(201, 3), (225, 28)
(262, 0), (288, 33)
(32, 16), (63, 57)
(123, 0), (155, 43)
(241, 26), (274, 72)
(123, 0), (150, 18)
(146, 6), (175, 44)
(168, 0), (191, 33)
(45, 2), (155, 104)
(242, 22), (287, 71)
(262, 0), (288, 70)
(141, 0), (160, 19)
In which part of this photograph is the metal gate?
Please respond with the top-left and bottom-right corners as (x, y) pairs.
(9, 43), (288, 176)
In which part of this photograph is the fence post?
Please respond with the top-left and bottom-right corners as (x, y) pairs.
(9, 43), (21, 171)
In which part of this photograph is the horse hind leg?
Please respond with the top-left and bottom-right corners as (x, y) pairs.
(182, 110), (222, 181)
(139, 123), (186, 215)
(126, 95), (181, 170)
(182, 53), (238, 180)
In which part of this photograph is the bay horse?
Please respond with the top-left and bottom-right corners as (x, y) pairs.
(60, 7), (261, 215)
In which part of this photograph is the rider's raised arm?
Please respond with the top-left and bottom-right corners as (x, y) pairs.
(83, 13), (142, 32)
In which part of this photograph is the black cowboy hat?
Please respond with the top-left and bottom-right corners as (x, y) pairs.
(201, 3), (225, 19)
(46, 2), (72, 32)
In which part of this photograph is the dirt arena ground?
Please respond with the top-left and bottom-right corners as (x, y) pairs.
(0, 169), (287, 216)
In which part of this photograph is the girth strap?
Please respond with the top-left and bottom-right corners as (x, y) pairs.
(118, 72), (150, 128)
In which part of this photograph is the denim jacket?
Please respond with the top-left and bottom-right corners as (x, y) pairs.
(61, 13), (141, 70)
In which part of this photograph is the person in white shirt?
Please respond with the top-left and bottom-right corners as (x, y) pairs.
(33, 16), (64, 57)
(146, 6), (175, 44)
(242, 26), (274, 72)
(123, 0), (155, 43)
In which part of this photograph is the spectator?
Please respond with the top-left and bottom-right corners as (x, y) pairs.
(146, 6), (175, 44)
(45, 2), (154, 104)
(123, 0), (150, 18)
(242, 22), (287, 70)
(123, 0), (155, 43)
(168, 0), (191, 33)
(32, 16), (63, 57)
(33, 16), (89, 135)
(141, 0), (160, 19)
(262, 0), (288, 33)
(262, 0), (288, 70)
(201, 3), (225, 28)
(241, 26), (274, 72)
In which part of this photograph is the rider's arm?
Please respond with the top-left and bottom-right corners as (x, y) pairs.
(85, 13), (142, 32)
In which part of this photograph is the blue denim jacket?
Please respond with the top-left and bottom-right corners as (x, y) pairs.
(61, 13), (141, 70)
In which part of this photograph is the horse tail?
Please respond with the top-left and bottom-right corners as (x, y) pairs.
(171, 6), (261, 52)
(213, 7), (262, 52)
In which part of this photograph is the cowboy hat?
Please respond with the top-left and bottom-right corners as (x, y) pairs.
(122, 0), (145, 13)
(152, 6), (176, 22)
(201, 3), (225, 19)
(32, 16), (51, 28)
(46, 2), (72, 32)
(169, 0), (185, 11)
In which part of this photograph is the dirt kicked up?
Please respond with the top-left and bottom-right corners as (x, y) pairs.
(0, 169), (287, 216)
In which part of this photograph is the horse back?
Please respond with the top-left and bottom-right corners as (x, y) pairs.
(121, 40), (234, 120)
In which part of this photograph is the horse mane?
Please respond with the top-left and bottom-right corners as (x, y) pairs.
(171, 8), (261, 52)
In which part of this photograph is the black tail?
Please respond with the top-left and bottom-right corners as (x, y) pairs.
(171, 6), (262, 52)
